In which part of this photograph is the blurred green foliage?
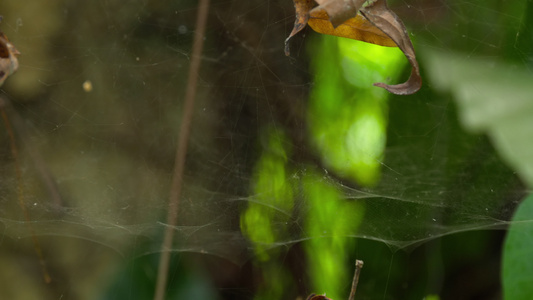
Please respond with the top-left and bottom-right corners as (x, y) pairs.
(304, 172), (364, 299)
(240, 127), (294, 299)
(300, 33), (406, 298)
(420, 1), (533, 299)
(102, 254), (218, 300)
(241, 127), (294, 262)
(423, 49), (533, 187)
(242, 33), (405, 298)
(307, 34), (405, 186)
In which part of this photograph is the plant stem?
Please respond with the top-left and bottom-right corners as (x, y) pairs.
(152, 1), (210, 299)
(348, 260), (364, 300)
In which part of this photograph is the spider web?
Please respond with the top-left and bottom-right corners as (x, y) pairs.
(0, 0), (529, 298)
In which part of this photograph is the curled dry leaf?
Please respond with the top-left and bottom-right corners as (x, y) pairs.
(0, 29), (19, 87)
(286, 0), (421, 95)
(285, 0), (315, 56)
(308, 8), (396, 48)
(306, 294), (332, 300)
(314, 0), (366, 28)
(360, 0), (421, 95)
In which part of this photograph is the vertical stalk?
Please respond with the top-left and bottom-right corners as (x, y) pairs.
(348, 260), (364, 300)
(152, 1), (210, 299)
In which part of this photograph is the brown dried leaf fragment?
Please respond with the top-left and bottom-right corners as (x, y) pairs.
(361, 0), (421, 94)
(314, 0), (366, 27)
(308, 8), (396, 47)
(285, 0), (315, 56)
(306, 294), (331, 300)
(0, 31), (19, 87)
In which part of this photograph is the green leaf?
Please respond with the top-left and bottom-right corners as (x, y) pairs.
(422, 49), (533, 187)
(502, 194), (533, 300)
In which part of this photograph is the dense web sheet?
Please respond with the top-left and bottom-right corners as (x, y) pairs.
(0, 0), (529, 296)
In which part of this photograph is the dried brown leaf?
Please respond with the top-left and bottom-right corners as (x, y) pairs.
(0, 32), (19, 87)
(314, 0), (366, 27)
(285, 0), (315, 56)
(285, 0), (422, 95)
(361, 0), (421, 94)
(308, 8), (396, 47)
(306, 294), (332, 300)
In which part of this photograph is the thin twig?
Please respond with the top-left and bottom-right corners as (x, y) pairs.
(152, 1), (210, 300)
(348, 260), (364, 300)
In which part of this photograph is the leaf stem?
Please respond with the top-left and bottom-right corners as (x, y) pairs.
(152, 1), (210, 300)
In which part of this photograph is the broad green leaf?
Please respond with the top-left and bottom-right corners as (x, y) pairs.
(502, 194), (533, 300)
(423, 49), (533, 187)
